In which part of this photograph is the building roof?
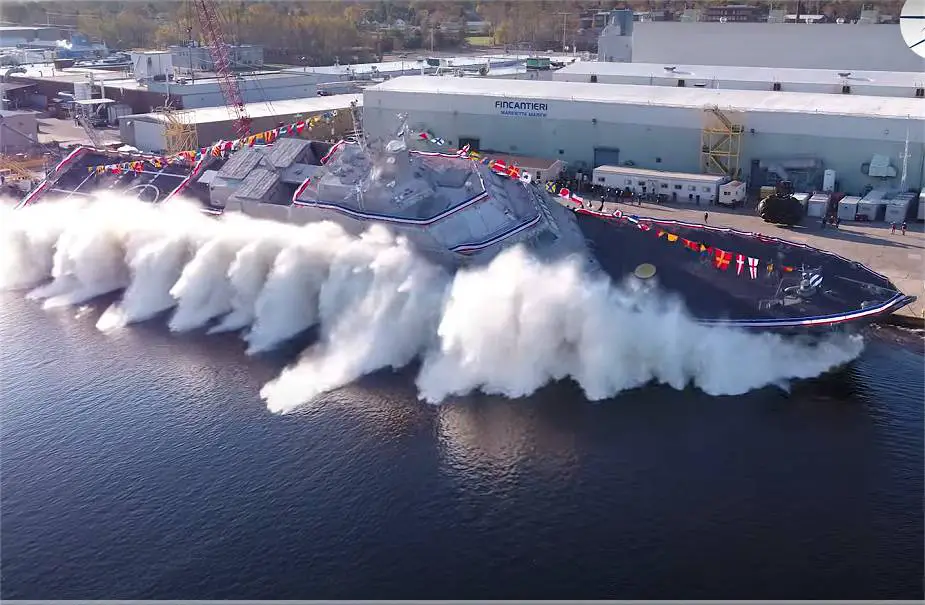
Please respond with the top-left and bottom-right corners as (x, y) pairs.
(367, 76), (925, 120)
(554, 61), (925, 89)
(593, 165), (727, 182)
(283, 54), (530, 77)
(129, 94), (362, 126)
(0, 83), (35, 93)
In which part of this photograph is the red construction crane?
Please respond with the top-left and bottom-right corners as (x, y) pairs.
(193, 0), (252, 137)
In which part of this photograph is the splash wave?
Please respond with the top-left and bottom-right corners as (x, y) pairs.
(0, 194), (865, 413)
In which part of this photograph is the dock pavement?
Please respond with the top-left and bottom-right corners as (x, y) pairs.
(556, 196), (925, 327)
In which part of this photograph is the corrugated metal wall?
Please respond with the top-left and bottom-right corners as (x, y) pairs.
(364, 90), (925, 194)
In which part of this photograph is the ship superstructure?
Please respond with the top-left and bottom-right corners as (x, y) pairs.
(194, 117), (590, 267)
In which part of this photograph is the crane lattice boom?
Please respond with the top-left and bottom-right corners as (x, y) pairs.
(193, 0), (251, 137)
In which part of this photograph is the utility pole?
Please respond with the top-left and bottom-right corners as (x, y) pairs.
(556, 12), (571, 53)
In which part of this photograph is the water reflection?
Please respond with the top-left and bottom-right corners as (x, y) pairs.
(436, 395), (580, 485)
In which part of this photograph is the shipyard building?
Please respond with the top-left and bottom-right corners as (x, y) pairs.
(628, 21), (923, 72)
(362, 76), (925, 195)
(552, 62), (925, 100)
(119, 94), (361, 153)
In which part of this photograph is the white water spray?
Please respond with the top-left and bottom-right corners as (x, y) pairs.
(0, 195), (866, 414)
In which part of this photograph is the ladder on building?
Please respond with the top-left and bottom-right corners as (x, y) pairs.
(700, 106), (743, 179)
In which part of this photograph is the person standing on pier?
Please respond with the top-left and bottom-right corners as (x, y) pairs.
(891, 222), (896, 234)
(902, 221), (907, 235)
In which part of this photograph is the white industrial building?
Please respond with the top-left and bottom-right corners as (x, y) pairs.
(170, 44), (264, 72)
(120, 94), (361, 153)
(142, 72), (323, 110)
(592, 165), (727, 204)
(553, 62), (925, 99)
(597, 9), (634, 63)
(0, 110), (38, 153)
(282, 55), (531, 83)
(362, 76), (925, 196)
(629, 22), (924, 72)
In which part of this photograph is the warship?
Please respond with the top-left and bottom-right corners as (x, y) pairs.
(16, 116), (916, 334)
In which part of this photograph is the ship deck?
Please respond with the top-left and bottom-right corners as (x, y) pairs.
(563, 202), (925, 326)
(19, 147), (199, 208)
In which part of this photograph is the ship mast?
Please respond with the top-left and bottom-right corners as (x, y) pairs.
(395, 112), (409, 148)
(900, 121), (910, 192)
(349, 99), (367, 151)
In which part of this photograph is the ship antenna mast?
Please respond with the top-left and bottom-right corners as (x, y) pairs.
(395, 112), (409, 147)
(350, 99), (366, 151)
(900, 121), (910, 192)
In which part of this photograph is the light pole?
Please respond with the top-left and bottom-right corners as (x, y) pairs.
(556, 12), (572, 53)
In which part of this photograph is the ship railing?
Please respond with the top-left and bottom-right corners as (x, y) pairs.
(832, 275), (900, 296)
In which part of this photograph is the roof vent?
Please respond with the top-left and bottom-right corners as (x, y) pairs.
(663, 66), (677, 73)
(837, 72), (851, 78)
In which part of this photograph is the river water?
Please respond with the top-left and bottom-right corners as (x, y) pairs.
(0, 293), (922, 600)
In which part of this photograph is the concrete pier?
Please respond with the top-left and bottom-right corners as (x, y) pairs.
(560, 197), (925, 326)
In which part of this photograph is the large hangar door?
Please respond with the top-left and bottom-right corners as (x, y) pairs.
(593, 147), (620, 168)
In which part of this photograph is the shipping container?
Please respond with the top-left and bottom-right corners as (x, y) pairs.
(856, 190), (888, 221)
(106, 103), (132, 125)
(884, 192), (917, 224)
(836, 195), (861, 221)
(806, 192), (830, 218)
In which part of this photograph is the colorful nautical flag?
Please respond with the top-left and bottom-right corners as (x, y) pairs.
(713, 249), (732, 270)
(747, 257), (759, 279)
(736, 254), (745, 276)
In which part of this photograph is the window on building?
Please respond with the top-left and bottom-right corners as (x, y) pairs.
(625, 179), (633, 186)
(673, 184), (682, 190)
(660, 183), (668, 189)
(598, 177), (605, 183)
(637, 180), (645, 186)
(703, 186), (711, 192)
(688, 185), (697, 191)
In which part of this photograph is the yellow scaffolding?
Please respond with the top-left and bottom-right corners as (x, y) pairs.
(700, 105), (743, 179)
(0, 154), (37, 181)
(158, 105), (198, 154)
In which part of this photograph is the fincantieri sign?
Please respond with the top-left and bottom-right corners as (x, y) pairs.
(495, 99), (549, 118)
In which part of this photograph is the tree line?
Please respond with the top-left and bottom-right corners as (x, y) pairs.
(0, 0), (909, 65)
